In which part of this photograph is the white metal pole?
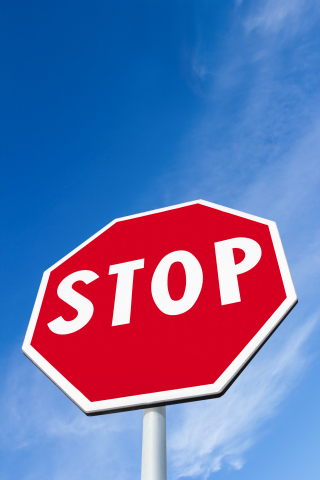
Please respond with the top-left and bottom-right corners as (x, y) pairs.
(141, 406), (167, 480)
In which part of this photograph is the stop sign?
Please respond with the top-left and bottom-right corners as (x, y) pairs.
(23, 200), (297, 415)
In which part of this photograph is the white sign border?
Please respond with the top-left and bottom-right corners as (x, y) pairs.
(22, 200), (298, 415)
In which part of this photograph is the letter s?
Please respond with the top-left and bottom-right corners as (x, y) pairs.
(48, 270), (99, 335)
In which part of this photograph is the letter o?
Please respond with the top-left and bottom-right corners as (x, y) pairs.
(151, 250), (203, 315)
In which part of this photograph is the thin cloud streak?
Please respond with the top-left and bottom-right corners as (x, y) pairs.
(147, 26), (320, 218)
(0, 354), (142, 480)
(244, 0), (319, 34)
(168, 312), (319, 478)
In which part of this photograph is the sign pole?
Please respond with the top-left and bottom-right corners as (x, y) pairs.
(141, 406), (167, 480)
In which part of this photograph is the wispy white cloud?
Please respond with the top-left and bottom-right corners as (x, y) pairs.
(168, 312), (318, 478)
(0, 354), (142, 480)
(149, 0), (320, 243)
(244, 0), (319, 34)
(182, 0), (320, 101)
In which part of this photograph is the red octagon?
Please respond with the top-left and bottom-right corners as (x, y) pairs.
(23, 200), (297, 415)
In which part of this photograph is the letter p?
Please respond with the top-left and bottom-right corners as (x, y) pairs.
(214, 237), (262, 305)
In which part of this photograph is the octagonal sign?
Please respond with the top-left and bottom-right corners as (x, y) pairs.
(23, 200), (297, 415)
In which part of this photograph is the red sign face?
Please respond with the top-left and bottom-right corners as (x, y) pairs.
(23, 200), (297, 415)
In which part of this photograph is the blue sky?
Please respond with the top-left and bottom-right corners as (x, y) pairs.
(1, 0), (320, 479)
